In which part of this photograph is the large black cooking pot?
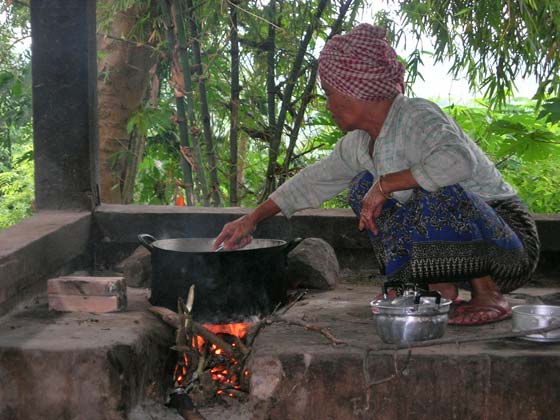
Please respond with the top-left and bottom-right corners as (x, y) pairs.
(139, 234), (302, 323)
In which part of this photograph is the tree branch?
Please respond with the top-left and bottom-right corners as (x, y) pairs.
(96, 32), (160, 52)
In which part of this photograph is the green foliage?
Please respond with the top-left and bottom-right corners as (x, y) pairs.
(132, 100), (182, 204)
(538, 98), (560, 124)
(96, 0), (560, 213)
(0, 3), (34, 229)
(127, 105), (174, 137)
(445, 100), (560, 213)
(1, 0), (559, 231)
(135, 139), (182, 204)
(394, 0), (560, 108)
(0, 141), (35, 230)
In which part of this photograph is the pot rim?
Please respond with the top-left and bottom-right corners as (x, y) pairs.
(370, 297), (452, 316)
(512, 304), (560, 317)
(142, 236), (289, 254)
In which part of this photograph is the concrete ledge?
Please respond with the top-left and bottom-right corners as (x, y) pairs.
(93, 205), (560, 271)
(0, 288), (174, 419)
(534, 213), (560, 252)
(0, 211), (92, 316)
(247, 284), (560, 420)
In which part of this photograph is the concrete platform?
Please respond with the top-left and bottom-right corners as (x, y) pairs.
(247, 283), (560, 420)
(2, 280), (560, 420)
(0, 288), (174, 420)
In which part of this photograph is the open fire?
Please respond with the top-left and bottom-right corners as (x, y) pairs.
(172, 321), (252, 401)
(148, 286), (266, 417)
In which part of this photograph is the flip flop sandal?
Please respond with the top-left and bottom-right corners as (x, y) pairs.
(448, 304), (512, 326)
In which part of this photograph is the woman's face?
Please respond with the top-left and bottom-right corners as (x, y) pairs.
(321, 80), (362, 132)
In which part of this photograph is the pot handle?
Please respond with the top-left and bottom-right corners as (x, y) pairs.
(284, 237), (304, 254)
(414, 290), (442, 306)
(138, 234), (157, 252)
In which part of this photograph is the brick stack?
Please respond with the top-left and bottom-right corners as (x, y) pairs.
(48, 276), (127, 313)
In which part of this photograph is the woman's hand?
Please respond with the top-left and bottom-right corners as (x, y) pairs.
(212, 215), (256, 251)
(359, 181), (387, 235)
(211, 199), (282, 251)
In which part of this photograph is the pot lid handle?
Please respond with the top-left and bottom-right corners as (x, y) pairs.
(382, 281), (406, 297)
(138, 234), (157, 252)
(414, 290), (442, 306)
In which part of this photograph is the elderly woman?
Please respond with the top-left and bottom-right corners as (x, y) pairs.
(213, 24), (540, 326)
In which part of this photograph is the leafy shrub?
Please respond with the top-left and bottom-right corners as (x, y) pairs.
(0, 142), (34, 229)
(446, 100), (560, 213)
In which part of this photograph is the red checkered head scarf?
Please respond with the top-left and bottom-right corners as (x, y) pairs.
(318, 24), (405, 101)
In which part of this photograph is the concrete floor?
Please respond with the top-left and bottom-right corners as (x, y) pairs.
(0, 288), (174, 420)
(247, 281), (560, 420)
(1, 281), (560, 420)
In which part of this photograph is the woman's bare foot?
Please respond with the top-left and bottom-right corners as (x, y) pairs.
(448, 276), (512, 325)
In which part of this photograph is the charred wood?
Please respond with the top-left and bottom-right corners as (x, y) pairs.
(168, 392), (206, 420)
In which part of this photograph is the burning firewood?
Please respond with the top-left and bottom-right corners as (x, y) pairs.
(148, 306), (240, 357)
(148, 302), (252, 409)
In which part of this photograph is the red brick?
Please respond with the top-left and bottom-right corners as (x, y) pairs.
(47, 276), (125, 297)
(48, 294), (125, 313)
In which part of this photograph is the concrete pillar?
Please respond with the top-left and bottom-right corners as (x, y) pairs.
(31, 0), (98, 210)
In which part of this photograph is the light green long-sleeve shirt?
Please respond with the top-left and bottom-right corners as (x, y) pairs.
(270, 94), (516, 218)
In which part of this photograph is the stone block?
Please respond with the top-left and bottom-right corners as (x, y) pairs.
(116, 246), (152, 288)
(286, 237), (339, 290)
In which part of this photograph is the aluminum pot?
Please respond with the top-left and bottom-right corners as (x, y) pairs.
(512, 304), (560, 342)
(139, 234), (302, 323)
(370, 283), (451, 344)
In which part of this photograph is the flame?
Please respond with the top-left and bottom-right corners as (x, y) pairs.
(194, 322), (251, 351)
(202, 322), (251, 338)
(173, 321), (253, 394)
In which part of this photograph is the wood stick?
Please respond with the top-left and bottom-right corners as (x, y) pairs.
(192, 323), (236, 357)
(148, 306), (236, 356)
(148, 306), (180, 328)
(275, 318), (347, 346)
(168, 392), (206, 420)
(232, 334), (249, 356)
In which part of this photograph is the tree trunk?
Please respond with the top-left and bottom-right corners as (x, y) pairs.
(121, 130), (146, 204)
(280, 0), (354, 183)
(261, 0), (277, 202)
(228, 1), (240, 206)
(97, 1), (158, 203)
(185, 0), (221, 207)
(171, 0), (209, 206)
(160, 0), (195, 205)
(261, 0), (328, 202)
(237, 132), (248, 200)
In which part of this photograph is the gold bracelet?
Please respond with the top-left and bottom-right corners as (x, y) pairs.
(378, 175), (392, 199)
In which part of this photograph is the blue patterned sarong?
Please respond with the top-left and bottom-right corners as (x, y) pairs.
(348, 171), (540, 292)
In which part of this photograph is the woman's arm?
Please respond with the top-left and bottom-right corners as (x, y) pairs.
(359, 169), (419, 234)
(213, 132), (367, 250)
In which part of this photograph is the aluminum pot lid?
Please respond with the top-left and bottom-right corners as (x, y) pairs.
(370, 291), (451, 315)
(153, 238), (287, 253)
